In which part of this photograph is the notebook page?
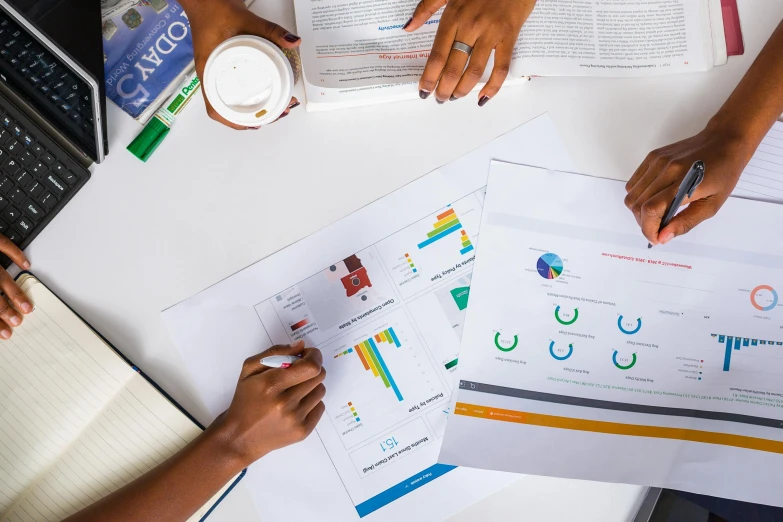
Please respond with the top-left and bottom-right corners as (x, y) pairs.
(0, 280), (133, 519)
(733, 121), (783, 202)
(5, 278), (238, 522)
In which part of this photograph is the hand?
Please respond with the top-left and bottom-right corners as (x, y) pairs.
(404, 0), (536, 105)
(625, 126), (754, 245)
(0, 236), (33, 339)
(209, 341), (326, 466)
(184, 0), (301, 129)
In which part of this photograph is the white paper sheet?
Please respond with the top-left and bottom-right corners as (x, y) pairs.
(440, 161), (783, 508)
(161, 114), (577, 522)
(733, 121), (783, 203)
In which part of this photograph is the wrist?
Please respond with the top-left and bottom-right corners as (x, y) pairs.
(203, 415), (261, 471)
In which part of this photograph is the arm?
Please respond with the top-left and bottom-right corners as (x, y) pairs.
(404, 0), (538, 105)
(625, 20), (783, 245)
(180, 0), (302, 129)
(64, 342), (326, 522)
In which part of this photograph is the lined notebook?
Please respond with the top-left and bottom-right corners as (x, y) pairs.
(734, 121), (783, 203)
(0, 274), (243, 522)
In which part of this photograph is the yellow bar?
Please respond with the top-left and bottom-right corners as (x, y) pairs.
(433, 215), (460, 230)
(454, 402), (783, 455)
(360, 343), (379, 377)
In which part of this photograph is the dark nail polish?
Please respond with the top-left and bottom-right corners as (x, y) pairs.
(419, 90), (430, 100)
(278, 112), (289, 120)
(478, 96), (490, 107)
(288, 101), (301, 110)
(436, 99), (445, 105)
(284, 33), (301, 43)
(449, 96), (457, 101)
(402, 17), (412, 30)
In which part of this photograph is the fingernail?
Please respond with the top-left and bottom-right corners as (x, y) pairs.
(284, 33), (301, 43)
(278, 111), (289, 119)
(419, 90), (430, 100)
(22, 261), (30, 269)
(660, 232), (675, 245)
(0, 329), (9, 339)
(291, 340), (305, 349)
(478, 96), (490, 107)
(402, 17), (412, 30)
(9, 315), (20, 326)
(288, 101), (301, 110)
(449, 96), (458, 101)
(21, 302), (32, 313)
(436, 99), (445, 105)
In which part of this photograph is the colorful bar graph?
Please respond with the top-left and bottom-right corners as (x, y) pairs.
(418, 207), (464, 250)
(368, 337), (403, 401)
(336, 327), (404, 402)
(713, 333), (783, 371)
(459, 230), (474, 255)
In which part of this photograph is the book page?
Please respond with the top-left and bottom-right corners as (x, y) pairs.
(0, 279), (133, 519)
(295, 0), (714, 92)
(733, 121), (783, 203)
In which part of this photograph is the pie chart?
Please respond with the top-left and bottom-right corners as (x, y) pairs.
(537, 253), (563, 280)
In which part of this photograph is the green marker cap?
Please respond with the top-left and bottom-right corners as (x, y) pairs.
(127, 117), (171, 163)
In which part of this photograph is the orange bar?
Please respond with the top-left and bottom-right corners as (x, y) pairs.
(454, 402), (783, 455)
(375, 334), (382, 343)
(354, 345), (370, 370)
(436, 208), (456, 221)
(461, 230), (467, 236)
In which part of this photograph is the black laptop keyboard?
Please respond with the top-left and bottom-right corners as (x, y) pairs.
(0, 13), (95, 145)
(0, 91), (90, 268)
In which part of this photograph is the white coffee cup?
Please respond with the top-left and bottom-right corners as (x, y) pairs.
(203, 36), (295, 127)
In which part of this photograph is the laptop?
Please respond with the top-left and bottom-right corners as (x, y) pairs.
(0, 0), (107, 266)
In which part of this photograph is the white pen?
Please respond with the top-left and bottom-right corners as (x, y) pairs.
(259, 355), (301, 368)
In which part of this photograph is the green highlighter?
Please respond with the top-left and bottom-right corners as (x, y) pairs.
(127, 71), (201, 162)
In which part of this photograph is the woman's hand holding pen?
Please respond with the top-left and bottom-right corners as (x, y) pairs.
(624, 124), (755, 246)
(207, 341), (326, 467)
(0, 236), (33, 339)
(404, 0), (537, 105)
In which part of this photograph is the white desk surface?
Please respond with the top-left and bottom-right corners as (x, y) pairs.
(19, 0), (780, 520)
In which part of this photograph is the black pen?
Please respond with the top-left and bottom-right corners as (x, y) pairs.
(648, 160), (705, 249)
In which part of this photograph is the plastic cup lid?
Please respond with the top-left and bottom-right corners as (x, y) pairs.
(203, 36), (294, 127)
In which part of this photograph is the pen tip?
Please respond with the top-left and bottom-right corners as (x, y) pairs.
(647, 243), (653, 249)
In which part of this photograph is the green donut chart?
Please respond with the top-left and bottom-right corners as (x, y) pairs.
(494, 332), (519, 352)
(554, 306), (579, 325)
(613, 351), (637, 370)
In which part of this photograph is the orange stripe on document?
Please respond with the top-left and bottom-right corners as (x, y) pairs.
(454, 402), (783, 455)
(354, 345), (370, 370)
(436, 208), (456, 220)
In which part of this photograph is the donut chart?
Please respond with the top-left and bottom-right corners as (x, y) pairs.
(549, 341), (573, 361)
(751, 285), (779, 312)
(613, 351), (637, 370)
(617, 315), (642, 335)
(554, 306), (578, 325)
(494, 332), (519, 352)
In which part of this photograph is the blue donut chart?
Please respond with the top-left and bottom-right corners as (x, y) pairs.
(549, 341), (573, 361)
(617, 315), (642, 335)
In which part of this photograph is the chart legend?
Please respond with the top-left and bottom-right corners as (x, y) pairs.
(417, 207), (473, 255)
(537, 253), (563, 280)
(334, 347), (355, 359)
(404, 253), (417, 273)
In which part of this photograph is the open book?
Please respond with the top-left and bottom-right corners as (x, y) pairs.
(294, 0), (732, 111)
(0, 274), (243, 521)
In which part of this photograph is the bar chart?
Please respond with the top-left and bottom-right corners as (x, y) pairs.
(322, 311), (448, 449)
(417, 207), (474, 255)
(712, 333), (783, 372)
